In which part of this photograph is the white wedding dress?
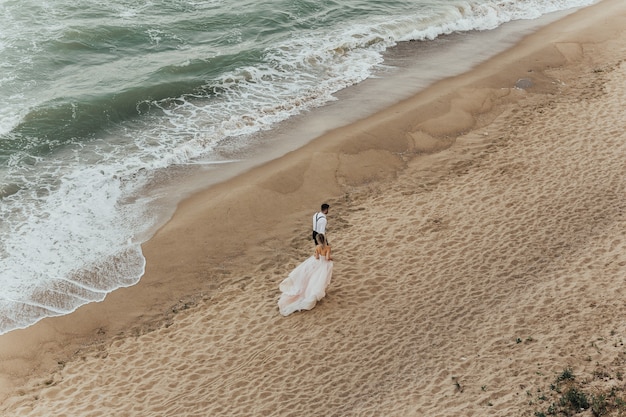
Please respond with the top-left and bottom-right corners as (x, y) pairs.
(277, 255), (333, 316)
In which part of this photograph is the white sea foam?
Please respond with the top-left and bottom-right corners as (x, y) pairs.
(0, 152), (151, 330)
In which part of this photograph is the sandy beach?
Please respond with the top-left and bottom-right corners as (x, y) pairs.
(2, 0), (626, 415)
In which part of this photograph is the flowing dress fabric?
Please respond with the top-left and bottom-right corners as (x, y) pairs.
(278, 256), (333, 316)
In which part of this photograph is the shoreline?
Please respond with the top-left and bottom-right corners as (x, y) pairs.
(2, 0), (625, 414)
(126, 5), (585, 250)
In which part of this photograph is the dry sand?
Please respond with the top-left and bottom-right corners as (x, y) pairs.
(1, 0), (626, 415)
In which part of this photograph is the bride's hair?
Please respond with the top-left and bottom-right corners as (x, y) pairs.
(316, 233), (326, 246)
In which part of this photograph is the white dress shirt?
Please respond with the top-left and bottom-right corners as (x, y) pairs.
(312, 212), (327, 234)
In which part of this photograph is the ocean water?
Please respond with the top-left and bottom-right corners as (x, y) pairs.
(0, 0), (596, 334)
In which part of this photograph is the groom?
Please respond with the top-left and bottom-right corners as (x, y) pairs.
(312, 203), (330, 245)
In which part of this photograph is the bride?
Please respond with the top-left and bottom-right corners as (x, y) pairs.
(277, 234), (333, 316)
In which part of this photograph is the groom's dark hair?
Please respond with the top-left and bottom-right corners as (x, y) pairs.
(321, 203), (330, 211)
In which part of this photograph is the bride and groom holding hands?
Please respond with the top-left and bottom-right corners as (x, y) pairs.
(277, 203), (333, 316)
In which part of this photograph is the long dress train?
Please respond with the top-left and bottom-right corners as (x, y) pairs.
(277, 255), (333, 316)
